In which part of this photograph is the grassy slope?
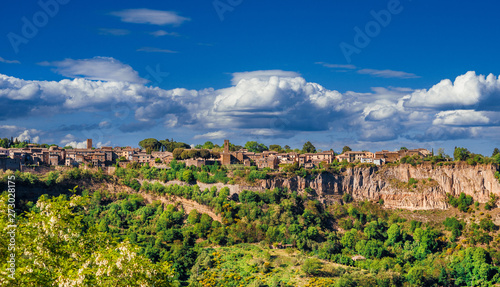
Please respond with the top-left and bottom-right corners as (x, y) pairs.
(190, 243), (356, 287)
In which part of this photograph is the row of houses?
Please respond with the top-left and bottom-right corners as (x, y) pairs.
(335, 149), (432, 165)
(0, 139), (221, 171)
(0, 138), (431, 171)
(220, 140), (431, 169)
(219, 140), (338, 169)
(0, 139), (165, 170)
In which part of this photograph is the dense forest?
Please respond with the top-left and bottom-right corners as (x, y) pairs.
(2, 162), (500, 286)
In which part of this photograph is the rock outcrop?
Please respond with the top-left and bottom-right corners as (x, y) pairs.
(258, 163), (500, 210)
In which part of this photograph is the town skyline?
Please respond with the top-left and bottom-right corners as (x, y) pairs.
(0, 136), (438, 171)
(0, 136), (486, 157)
(1, 1), (500, 155)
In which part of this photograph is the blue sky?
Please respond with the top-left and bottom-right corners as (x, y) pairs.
(1, 0), (500, 155)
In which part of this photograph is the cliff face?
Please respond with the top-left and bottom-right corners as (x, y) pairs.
(260, 163), (500, 210)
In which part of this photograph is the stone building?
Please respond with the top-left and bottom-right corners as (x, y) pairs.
(0, 155), (20, 171)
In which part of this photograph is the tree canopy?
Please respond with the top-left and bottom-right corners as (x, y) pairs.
(195, 141), (215, 150)
(342, 146), (352, 154)
(454, 147), (470, 161)
(139, 138), (161, 153)
(493, 148), (500, 157)
(302, 141), (317, 153)
(0, 193), (178, 286)
(244, 141), (268, 153)
(269, 144), (284, 153)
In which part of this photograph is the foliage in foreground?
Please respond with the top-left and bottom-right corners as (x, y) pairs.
(0, 193), (178, 287)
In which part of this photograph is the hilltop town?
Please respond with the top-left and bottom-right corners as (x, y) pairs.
(0, 138), (432, 172)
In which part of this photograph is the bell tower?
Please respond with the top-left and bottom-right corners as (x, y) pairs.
(221, 139), (231, 165)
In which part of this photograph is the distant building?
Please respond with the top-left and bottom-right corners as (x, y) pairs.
(220, 140), (252, 166)
(185, 158), (206, 168)
(221, 140), (232, 165)
(360, 157), (373, 164)
(0, 155), (20, 171)
(0, 148), (9, 156)
(375, 149), (431, 163)
(335, 151), (374, 163)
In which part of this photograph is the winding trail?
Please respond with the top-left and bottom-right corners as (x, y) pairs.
(135, 179), (222, 221)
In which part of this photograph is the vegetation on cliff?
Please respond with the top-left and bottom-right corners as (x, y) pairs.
(3, 167), (500, 286)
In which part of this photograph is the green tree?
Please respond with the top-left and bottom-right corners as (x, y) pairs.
(161, 139), (190, 152)
(182, 170), (194, 182)
(413, 228), (440, 259)
(341, 229), (358, 249)
(406, 266), (429, 286)
(172, 148), (184, 160)
(202, 141), (215, 149)
(187, 210), (200, 225)
(437, 148), (446, 157)
(181, 150), (191, 160)
(342, 146), (352, 154)
(0, 138), (10, 148)
(363, 221), (385, 240)
(493, 148), (500, 157)
(302, 141), (317, 153)
(454, 147), (470, 161)
(450, 247), (495, 286)
(386, 224), (401, 245)
(188, 149), (200, 159)
(443, 217), (465, 240)
(139, 138), (161, 154)
(269, 144), (284, 153)
(0, 193), (178, 286)
(244, 141), (268, 153)
(302, 258), (322, 276)
(199, 149), (211, 159)
(196, 214), (213, 238)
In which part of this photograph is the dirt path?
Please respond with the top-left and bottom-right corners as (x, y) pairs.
(140, 192), (222, 222)
(98, 180), (222, 222)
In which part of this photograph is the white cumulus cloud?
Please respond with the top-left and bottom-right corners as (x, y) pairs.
(433, 110), (490, 126)
(405, 71), (500, 108)
(15, 129), (40, 143)
(231, 70), (301, 85)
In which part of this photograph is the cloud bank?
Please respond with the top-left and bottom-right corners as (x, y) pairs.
(1, 66), (499, 146)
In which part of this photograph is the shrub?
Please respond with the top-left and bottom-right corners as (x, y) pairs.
(485, 193), (498, 210)
(342, 193), (353, 203)
(479, 218), (497, 232)
(182, 170), (194, 182)
(447, 192), (474, 212)
(302, 258), (322, 276)
(246, 170), (267, 182)
(408, 178), (418, 186)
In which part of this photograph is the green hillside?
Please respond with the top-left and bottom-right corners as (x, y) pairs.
(2, 167), (500, 286)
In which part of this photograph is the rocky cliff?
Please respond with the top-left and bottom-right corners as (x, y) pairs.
(260, 163), (500, 210)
